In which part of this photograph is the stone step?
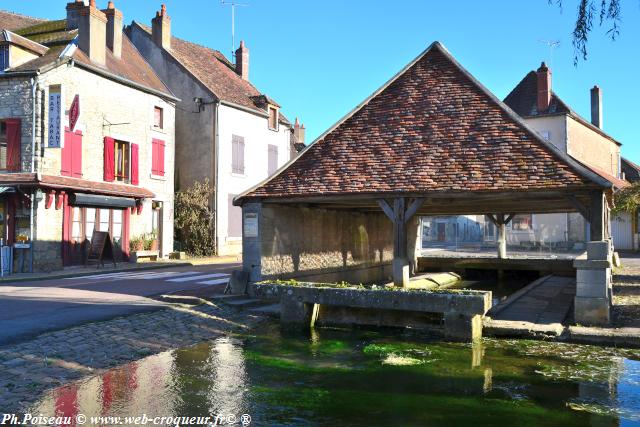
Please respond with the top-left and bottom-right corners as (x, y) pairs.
(248, 303), (281, 318)
(222, 298), (265, 309)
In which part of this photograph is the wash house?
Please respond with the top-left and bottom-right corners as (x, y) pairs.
(235, 42), (614, 289)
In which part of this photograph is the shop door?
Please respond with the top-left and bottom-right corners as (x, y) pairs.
(69, 207), (85, 264)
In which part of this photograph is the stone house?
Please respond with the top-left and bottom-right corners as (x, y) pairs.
(0, 1), (177, 272)
(126, 6), (304, 256)
(499, 62), (629, 250)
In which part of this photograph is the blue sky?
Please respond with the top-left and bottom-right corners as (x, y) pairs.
(10, 1), (640, 161)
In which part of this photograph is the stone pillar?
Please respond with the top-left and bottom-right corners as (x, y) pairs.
(574, 240), (612, 325)
(242, 202), (262, 283)
(443, 313), (483, 341)
(280, 293), (319, 330)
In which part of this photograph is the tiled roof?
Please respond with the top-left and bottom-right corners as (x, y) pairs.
(238, 42), (608, 202)
(0, 173), (155, 198)
(580, 163), (629, 189)
(621, 157), (640, 183)
(504, 69), (621, 146)
(0, 29), (49, 55)
(503, 71), (571, 117)
(131, 21), (289, 124)
(0, 10), (45, 32)
(1, 13), (172, 97)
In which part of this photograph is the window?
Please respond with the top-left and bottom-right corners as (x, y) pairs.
(154, 106), (163, 129)
(85, 208), (96, 240)
(0, 118), (20, 171)
(114, 140), (130, 182)
(268, 106), (278, 130)
(151, 139), (165, 176)
(511, 215), (533, 231)
(268, 144), (278, 175)
(231, 135), (245, 174)
(539, 130), (551, 141)
(0, 45), (8, 70)
(71, 207), (82, 242)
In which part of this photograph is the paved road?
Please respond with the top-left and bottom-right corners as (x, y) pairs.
(0, 263), (239, 345)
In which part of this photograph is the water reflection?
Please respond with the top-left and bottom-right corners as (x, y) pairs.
(30, 325), (640, 426)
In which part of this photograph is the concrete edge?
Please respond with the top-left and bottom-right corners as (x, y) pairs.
(0, 262), (193, 283)
(487, 275), (551, 317)
(484, 318), (640, 349)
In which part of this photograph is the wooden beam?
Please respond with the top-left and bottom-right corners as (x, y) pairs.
(504, 213), (516, 225)
(404, 198), (425, 223)
(377, 199), (394, 221)
(487, 214), (498, 226)
(567, 194), (590, 219)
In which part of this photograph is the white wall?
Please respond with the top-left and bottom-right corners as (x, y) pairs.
(217, 104), (291, 255)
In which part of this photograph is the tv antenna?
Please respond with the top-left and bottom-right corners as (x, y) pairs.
(221, 0), (248, 64)
(538, 39), (561, 68)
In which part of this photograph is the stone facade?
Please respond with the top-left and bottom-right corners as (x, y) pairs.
(0, 62), (176, 271)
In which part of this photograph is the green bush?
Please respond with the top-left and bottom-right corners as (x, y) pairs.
(174, 178), (216, 256)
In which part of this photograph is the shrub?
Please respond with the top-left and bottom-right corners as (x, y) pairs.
(174, 178), (216, 256)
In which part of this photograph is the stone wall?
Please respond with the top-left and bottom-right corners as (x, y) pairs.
(0, 76), (35, 172)
(260, 205), (393, 284)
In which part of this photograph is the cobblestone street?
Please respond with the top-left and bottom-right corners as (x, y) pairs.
(0, 301), (266, 413)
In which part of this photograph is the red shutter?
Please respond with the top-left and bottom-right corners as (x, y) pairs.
(5, 119), (21, 171)
(72, 132), (82, 178)
(104, 137), (115, 181)
(61, 129), (72, 177)
(151, 139), (159, 175)
(131, 143), (139, 185)
(158, 139), (165, 176)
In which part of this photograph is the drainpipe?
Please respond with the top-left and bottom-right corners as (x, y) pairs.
(214, 100), (220, 255)
(29, 76), (39, 273)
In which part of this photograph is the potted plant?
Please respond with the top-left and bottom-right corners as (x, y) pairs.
(130, 235), (144, 252)
(143, 232), (158, 251)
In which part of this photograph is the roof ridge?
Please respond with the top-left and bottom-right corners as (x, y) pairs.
(0, 9), (47, 24)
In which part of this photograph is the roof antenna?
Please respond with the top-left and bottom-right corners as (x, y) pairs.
(538, 39), (560, 68)
(221, 0), (248, 64)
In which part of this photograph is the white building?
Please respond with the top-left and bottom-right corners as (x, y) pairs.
(128, 5), (303, 256)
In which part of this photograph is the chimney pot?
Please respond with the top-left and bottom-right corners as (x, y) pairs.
(78, 2), (107, 65)
(89, 0), (96, 7)
(591, 85), (603, 129)
(152, 4), (171, 50)
(103, 1), (122, 58)
(536, 61), (552, 113)
(235, 40), (249, 81)
(293, 118), (305, 145)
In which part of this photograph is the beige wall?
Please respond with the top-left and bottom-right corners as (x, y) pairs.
(523, 115), (567, 153)
(567, 116), (620, 177)
(34, 64), (176, 257)
(261, 205), (393, 284)
(9, 45), (39, 69)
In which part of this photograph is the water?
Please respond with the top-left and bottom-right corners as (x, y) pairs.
(30, 323), (640, 426)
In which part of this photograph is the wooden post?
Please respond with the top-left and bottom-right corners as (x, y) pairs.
(378, 197), (424, 287)
(488, 213), (514, 260)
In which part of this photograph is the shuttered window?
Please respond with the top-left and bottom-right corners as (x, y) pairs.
(131, 143), (139, 185)
(231, 135), (245, 174)
(0, 45), (8, 70)
(61, 129), (82, 178)
(151, 138), (165, 176)
(268, 144), (278, 175)
(104, 137), (115, 181)
(3, 119), (21, 171)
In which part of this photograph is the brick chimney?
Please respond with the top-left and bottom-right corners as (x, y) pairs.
(536, 62), (552, 113)
(294, 117), (305, 145)
(235, 40), (249, 81)
(103, 1), (122, 59)
(151, 4), (171, 50)
(78, 0), (107, 66)
(66, 0), (85, 30)
(590, 85), (603, 129)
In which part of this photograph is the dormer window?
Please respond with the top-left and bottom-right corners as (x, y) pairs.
(268, 105), (278, 131)
(0, 45), (9, 70)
